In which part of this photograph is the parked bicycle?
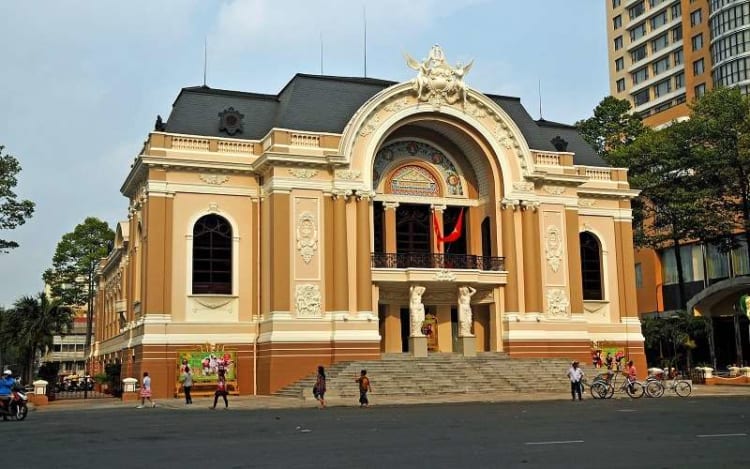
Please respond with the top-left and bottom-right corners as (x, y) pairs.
(643, 370), (692, 398)
(589, 370), (644, 399)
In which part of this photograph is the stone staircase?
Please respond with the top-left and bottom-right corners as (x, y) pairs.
(274, 353), (575, 400)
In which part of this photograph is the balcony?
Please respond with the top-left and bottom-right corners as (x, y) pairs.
(371, 252), (504, 271)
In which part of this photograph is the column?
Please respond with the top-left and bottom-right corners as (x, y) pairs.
(332, 190), (350, 312)
(500, 200), (519, 312)
(431, 204), (445, 256)
(384, 304), (402, 353)
(356, 191), (373, 313)
(565, 208), (584, 315)
(269, 192), (291, 313)
(521, 201), (542, 314)
(383, 202), (398, 254)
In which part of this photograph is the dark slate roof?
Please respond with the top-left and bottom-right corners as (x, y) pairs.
(163, 74), (606, 167)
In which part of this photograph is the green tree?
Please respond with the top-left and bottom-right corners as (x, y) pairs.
(0, 145), (35, 253)
(3, 293), (72, 383)
(690, 87), (750, 245)
(610, 121), (733, 307)
(43, 217), (114, 388)
(575, 96), (646, 163)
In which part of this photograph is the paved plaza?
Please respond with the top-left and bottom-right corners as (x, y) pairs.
(9, 386), (750, 468)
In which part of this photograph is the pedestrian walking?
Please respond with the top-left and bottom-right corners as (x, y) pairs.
(355, 369), (372, 408)
(210, 369), (229, 410)
(137, 371), (156, 408)
(181, 366), (193, 405)
(567, 361), (584, 401)
(313, 366), (326, 409)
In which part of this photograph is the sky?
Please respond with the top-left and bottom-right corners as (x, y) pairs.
(0, 0), (608, 307)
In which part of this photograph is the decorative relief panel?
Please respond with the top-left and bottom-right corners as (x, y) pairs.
(404, 45), (473, 108)
(384, 97), (410, 112)
(295, 284), (321, 318)
(335, 170), (361, 181)
(543, 185), (566, 195)
(390, 165), (439, 196)
(545, 225), (564, 273)
(359, 115), (381, 137)
(546, 289), (570, 318)
(512, 182), (534, 192)
(296, 212), (318, 264)
(434, 269), (457, 282)
(374, 141), (463, 196)
(200, 174), (229, 185)
(578, 198), (596, 207)
(288, 168), (318, 179)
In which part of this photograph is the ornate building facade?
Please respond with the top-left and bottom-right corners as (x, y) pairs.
(94, 47), (645, 398)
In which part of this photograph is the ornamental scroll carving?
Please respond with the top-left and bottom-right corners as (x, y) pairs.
(296, 212), (318, 264)
(545, 225), (564, 273)
(335, 170), (361, 181)
(546, 289), (570, 318)
(295, 284), (321, 317)
(288, 168), (318, 179)
(200, 174), (229, 185)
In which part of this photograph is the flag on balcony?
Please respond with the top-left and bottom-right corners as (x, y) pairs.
(433, 208), (464, 243)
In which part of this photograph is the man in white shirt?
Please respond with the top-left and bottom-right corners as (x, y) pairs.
(567, 361), (584, 401)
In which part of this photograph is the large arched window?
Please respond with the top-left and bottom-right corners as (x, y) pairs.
(192, 214), (232, 294)
(580, 232), (603, 300)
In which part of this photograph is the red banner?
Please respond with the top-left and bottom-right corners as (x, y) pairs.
(433, 208), (464, 243)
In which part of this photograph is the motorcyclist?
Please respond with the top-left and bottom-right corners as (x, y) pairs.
(0, 370), (16, 410)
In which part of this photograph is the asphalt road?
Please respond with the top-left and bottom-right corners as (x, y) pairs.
(5, 397), (750, 469)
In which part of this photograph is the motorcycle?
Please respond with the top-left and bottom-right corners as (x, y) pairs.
(0, 387), (28, 421)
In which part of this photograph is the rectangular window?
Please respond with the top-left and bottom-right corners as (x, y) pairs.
(631, 45), (648, 62)
(616, 57), (625, 71)
(674, 48), (684, 65)
(653, 56), (670, 75)
(615, 35), (624, 50)
(671, 3), (681, 20)
(633, 88), (650, 106)
(630, 23), (648, 41)
(731, 238), (750, 276)
(692, 33), (703, 51)
(693, 58), (705, 75)
(629, 1), (645, 20)
(613, 0), (621, 7)
(675, 71), (685, 88)
(707, 243), (729, 280)
(690, 9), (702, 26)
(617, 78), (626, 92)
(695, 83), (706, 97)
(613, 15), (622, 29)
(651, 34), (669, 53)
(651, 11), (668, 30)
(654, 79), (672, 97)
(632, 67), (649, 84)
(672, 25), (683, 41)
(635, 263), (643, 289)
(661, 245), (701, 285)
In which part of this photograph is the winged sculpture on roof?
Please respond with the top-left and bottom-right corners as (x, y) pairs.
(404, 45), (473, 108)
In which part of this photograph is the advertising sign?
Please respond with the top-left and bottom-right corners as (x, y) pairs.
(177, 350), (236, 383)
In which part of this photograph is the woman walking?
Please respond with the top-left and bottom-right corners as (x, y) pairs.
(181, 366), (193, 405)
(313, 366), (327, 409)
(210, 369), (229, 410)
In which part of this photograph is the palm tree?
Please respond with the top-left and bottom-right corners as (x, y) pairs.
(7, 293), (73, 383)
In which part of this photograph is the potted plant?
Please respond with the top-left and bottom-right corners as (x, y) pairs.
(94, 373), (108, 393)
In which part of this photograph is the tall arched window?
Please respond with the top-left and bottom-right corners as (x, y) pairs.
(193, 214), (232, 294)
(580, 232), (603, 300)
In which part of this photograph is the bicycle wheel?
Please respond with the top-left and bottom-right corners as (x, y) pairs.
(604, 382), (615, 399)
(645, 380), (665, 398)
(590, 381), (608, 399)
(674, 380), (692, 397)
(626, 382), (644, 399)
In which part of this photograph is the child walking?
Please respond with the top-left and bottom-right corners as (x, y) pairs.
(355, 369), (372, 408)
(136, 371), (156, 408)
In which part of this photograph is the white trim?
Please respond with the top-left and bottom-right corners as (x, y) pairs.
(186, 209), (241, 297)
(257, 330), (379, 343)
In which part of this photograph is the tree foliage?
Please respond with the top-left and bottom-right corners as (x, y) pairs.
(641, 312), (709, 371)
(0, 145), (35, 253)
(43, 217), (114, 307)
(0, 292), (73, 383)
(575, 96), (646, 163)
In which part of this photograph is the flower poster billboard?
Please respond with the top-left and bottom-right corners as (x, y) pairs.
(177, 350), (236, 383)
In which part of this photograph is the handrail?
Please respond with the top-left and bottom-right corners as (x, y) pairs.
(371, 252), (504, 271)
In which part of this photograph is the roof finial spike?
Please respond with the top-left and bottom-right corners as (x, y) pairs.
(203, 37), (208, 87)
(363, 4), (367, 77)
(538, 78), (543, 120)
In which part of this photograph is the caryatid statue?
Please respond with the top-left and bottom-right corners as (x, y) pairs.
(409, 285), (427, 337)
(458, 286), (477, 337)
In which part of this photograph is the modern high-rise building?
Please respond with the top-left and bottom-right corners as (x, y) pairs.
(606, 0), (713, 127)
(607, 1), (750, 368)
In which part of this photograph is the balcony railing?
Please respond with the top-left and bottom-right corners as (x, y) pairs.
(371, 252), (504, 271)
